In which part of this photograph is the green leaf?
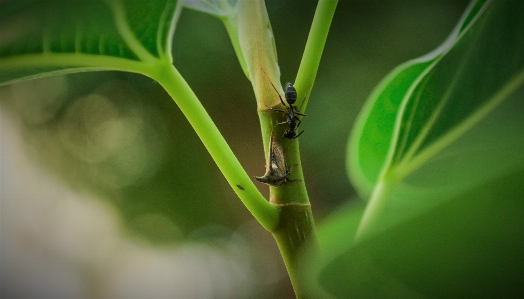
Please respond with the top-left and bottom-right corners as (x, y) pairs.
(0, 0), (181, 85)
(348, 0), (524, 234)
(388, 0), (524, 180)
(348, 0), (489, 196)
(309, 1), (524, 296)
(304, 168), (524, 298)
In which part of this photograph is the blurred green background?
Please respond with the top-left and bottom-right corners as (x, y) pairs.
(1, 1), (471, 298)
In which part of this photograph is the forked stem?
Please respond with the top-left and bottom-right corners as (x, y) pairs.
(150, 61), (279, 232)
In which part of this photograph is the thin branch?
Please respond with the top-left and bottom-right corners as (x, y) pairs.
(295, 0), (338, 113)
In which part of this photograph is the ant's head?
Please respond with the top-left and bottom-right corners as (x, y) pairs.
(284, 83), (297, 105)
(283, 129), (295, 139)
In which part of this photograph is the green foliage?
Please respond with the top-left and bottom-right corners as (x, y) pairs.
(304, 0), (524, 297)
(0, 0), (255, 241)
(2, 0), (523, 298)
(0, 0), (180, 85)
(349, 0), (524, 236)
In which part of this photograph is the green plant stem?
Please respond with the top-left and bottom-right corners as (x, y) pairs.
(237, 0), (335, 296)
(259, 111), (320, 299)
(354, 171), (398, 243)
(267, 1), (339, 291)
(295, 0), (338, 113)
(272, 202), (320, 299)
(150, 61), (279, 231)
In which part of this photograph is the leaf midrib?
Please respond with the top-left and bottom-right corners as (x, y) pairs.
(394, 68), (524, 180)
(0, 0), (179, 83)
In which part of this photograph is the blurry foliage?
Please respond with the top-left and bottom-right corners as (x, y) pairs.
(1, 71), (236, 242)
(0, 0), (470, 245)
(312, 168), (524, 298)
(305, 1), (524, 297)
(1, 0), (495, 298)
(174, 0), (471, 215)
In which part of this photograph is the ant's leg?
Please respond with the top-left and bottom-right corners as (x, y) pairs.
(284, 116), (301, 128)
(264, 104), (286, 113)
(298, 95), (306, 111)
(295, 116), (302, 128)
(269, 81), (287, 107)
(277, 113), (292, 125)
(293, 87), (309, 116)
(291, 117), (304, 138)
(277, 109), (293, 125)
(292, 103), (306, 116)
(295, 111), (307, 117)
(293, 130), (305, 139)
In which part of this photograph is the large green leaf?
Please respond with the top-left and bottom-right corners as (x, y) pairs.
(348, 0), (524, 229)
(347, 0), (489, 196)
(304, 0), (524, 297)
(0, 0), (181, 85)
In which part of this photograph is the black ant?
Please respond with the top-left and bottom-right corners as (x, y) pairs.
(264, 75), (306, 139)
